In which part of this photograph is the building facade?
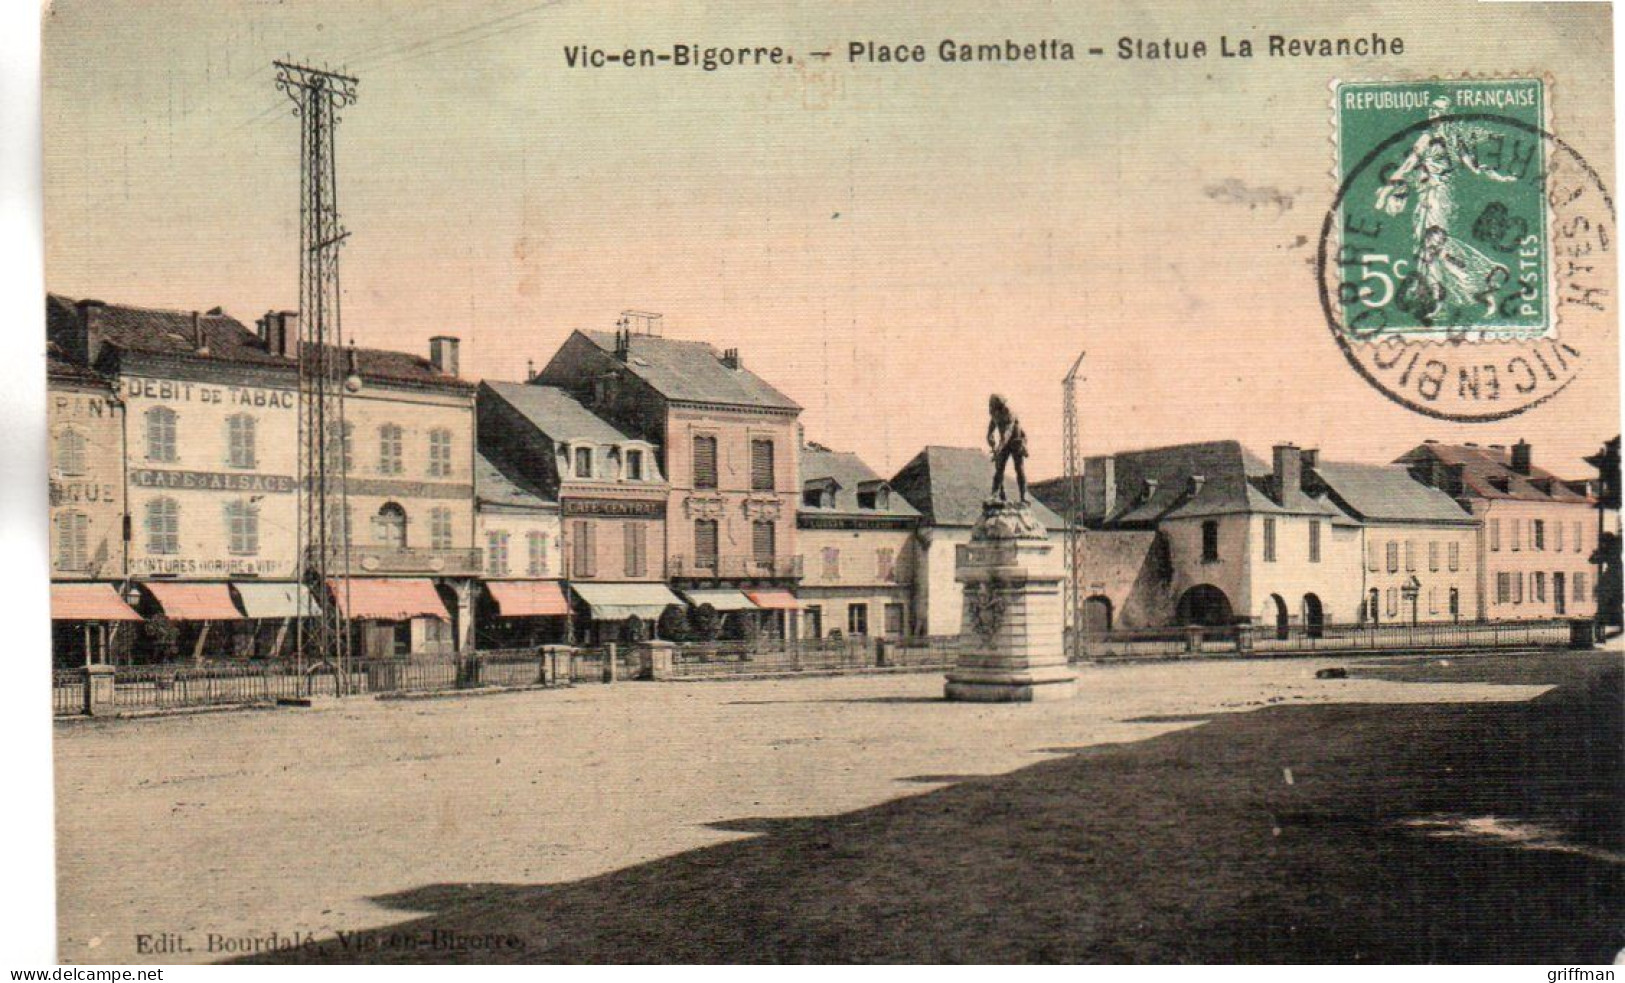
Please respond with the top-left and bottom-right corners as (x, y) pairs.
(474, 449), (567, 648)
(1398, 440), (1597, 621)
(535, 322), (802, 634)
(797, 442), (920, 639)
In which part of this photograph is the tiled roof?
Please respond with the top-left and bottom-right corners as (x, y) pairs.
(799, 444), (920, 519)
(475, 450), (557, 510)
(1033, 441), (1351, 527)
(1395, 442), (1591, 504)
(890, 446), (1066, 530)
(1310, 461), (1474, 524)
(579, 330), (800, 411)
(46, 342), (109, 386)
(47, 294), (472, 392)
(483, 380), (640, 445)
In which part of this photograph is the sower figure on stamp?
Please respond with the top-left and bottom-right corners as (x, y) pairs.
(987, 393), (1029, 504)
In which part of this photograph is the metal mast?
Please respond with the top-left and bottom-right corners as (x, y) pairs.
(276, 61), (358, 685)
(1062, 350), (1086, 661)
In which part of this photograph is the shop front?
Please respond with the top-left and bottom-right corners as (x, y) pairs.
(329, 578), (455, 659)
(50, 582), (142, 666)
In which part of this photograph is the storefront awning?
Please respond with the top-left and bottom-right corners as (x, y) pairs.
(486, 580), (570, 617)
(232, 582), (319, 619)
(51, 583), (142, 622)
(745, 589), (800, 611)
(679, 588), (759, 612)
(142, 582), (246, 621)
(570, 582), (684, 621)
(328, 579), (449, 621)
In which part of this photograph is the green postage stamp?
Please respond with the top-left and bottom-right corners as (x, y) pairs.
(1333, 78), (1549, 342)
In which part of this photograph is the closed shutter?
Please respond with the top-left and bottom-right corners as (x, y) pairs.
(877, 548), (894, 581)
(693, 435), (718, 489)
(624, 523), (647, 578)
(573, 520), (596, 578)
(751, 439), (775, 491)
(753, 521), (774, 565)
(695, 519), (718, 567)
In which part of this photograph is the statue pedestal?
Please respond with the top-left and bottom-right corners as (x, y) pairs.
(945, 500), (1077, 703)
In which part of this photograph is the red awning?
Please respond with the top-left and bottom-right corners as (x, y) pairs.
(745, 589), (800, 611)
(142, 582), (245, 621)
(485, 580), (570, 617)
(51, 583), (142, 622)
(328, 579), (449, 621)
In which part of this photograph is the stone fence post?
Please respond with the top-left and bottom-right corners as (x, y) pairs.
(83, 664), (115, 717)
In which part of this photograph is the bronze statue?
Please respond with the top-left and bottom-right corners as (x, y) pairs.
(987, 393), (1029, 504)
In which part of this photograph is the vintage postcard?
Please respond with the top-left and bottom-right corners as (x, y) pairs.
(28, 0), (1623, 967)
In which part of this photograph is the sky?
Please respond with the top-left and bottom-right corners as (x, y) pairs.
(41, 0), (1619, 479)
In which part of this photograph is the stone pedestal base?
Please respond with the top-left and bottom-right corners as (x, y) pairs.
(945, 663), (1077, 702)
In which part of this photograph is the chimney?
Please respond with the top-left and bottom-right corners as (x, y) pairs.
(1083, 457), (1116, 518)
(1272, 443), (1303, 505)
(526, 358), (536, 382)
(613, 324), (630, 362)
(1442, 463), (1466, 498)
(429, 335), (460, 377)
(1511, 439), (1532, 475)
(191, 311), (209, 356)
(1300, 448), (1319, 470)
(258, 310), (299, 359)
(721, 347), (741, 370)
(70, 299), (106, 366)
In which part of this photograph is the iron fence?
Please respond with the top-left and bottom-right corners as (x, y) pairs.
(53, 671), (84, 716)
(667, 634), (955, 678)
(1078, 617), (1583, 661)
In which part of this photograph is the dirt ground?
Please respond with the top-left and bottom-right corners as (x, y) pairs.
(54, 651), (1621, 964)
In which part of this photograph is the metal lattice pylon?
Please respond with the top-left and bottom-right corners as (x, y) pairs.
(1062, 350), (1086, 661)
(276, 61), (358, 687)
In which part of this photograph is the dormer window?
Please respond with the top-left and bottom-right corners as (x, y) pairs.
(574, 446), (594, 479)
(857, 481), (889, 510)
(625, 448), (644, 482)
(803, 478), (839, 509)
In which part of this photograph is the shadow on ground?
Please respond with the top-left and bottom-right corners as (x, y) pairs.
(242, 652), (1624, 964)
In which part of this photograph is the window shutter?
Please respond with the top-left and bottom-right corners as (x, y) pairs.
(695, 519), (718, 567)
(693, 436), (718, 489)
(751, 439), (774, 491)
(753, 521), (774, 564)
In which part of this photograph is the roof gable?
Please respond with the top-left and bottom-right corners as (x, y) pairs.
(1396, 442), (1590, 504)
(890, 445), (1064, 529)
(799, 445), (919, 518)
(578, 330), (800, 411)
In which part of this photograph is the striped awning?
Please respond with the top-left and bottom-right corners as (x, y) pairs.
(328, 579), (449, 621)
(232, 582), (319, 619)
(142, 582), (246, 621)
(679, 588), (759, 612)
(51, 583), (142, 622)
(486, 580), (570, 617)
(745, 589), (800, 611)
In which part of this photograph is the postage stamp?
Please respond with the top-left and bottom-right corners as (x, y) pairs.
(1333, 77), (1550, 343)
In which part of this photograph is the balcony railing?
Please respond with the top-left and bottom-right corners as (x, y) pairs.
(668, 554), (803, 580)
(307, 545), (483, 578)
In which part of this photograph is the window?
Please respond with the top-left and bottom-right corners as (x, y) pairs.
(625, 449), (643, 482)
(885, 603), (905, 637)
(803, 487), (824, 509)
(1428, 541), (1439, 572)
(574, 446), (593, 479)
(374, 503), (407, 548)
(1555, 521), (1565, 552)
(1263, 517), (1277, 563)
(1308, 521), (1321, 563)
(1513, 571), (1524, 604)
(225, 499), (259, 555)
(752, 520), (775, 566)
(328, 505), (353, 548)
(327, 420), (354, 472)
(227, 414), (257, 469)
(858, 486), (888, 510)
(1496, 572), (1512, 604)
(430, 507), (453, 550)
(1449, 587), (1460, 619)
(693, 435), (718, 489)
(847, 603), (869, 636)
(1448, 542), (1460, 572)
(877, 548), (896, 582)
(804, 605), (823, 639)
(822, 546), (840, 579)
(146, 497), (179, 554)
(1366, 537), (1378, 572)
(54, 511), (88, 571)
(1533, 571), (1546, 603)
(527, 531), (549, 576)
(694, 519), (718, 569)
(378, 424), (403, 475)
(1428, 587), (1438, 615)
(1366, 589), (1379, 623)
(571, 520), (596, 578)
(56, 429), (87, 477)
(1404, 540), (1415, 571)
(1489, 518), (1501, 551)
(1386, 587), (1398, 617)
(1386, 541), (1399, 573)
(428, 429), (453, 478)
(1574, 521), (1585, 553)
(1575, 572), (1588, 602)
(486, 530), (509, 576)
(1201, 520), (1219, 563)
(1510, 519), (1522, 551)
(750, 439), (775, 491)
(1533, 519), (1546, 551)
(145, 407), (177, 462)
(625, 523), (647, 578)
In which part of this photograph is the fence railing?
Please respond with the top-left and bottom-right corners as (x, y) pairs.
(667, 634), (956, 678)
(1076, 617), (1585, 661)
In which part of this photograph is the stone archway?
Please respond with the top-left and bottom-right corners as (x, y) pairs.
(1082, 595), (1113, 633)
(1302, 593), (1325, 639)
(1267, 593), (1290, 640)
(1175, 584), (1234, 627)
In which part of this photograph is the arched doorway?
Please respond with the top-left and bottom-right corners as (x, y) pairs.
(1175, 584), (1234, 627)
(1267, 594), (1289, 640)
(1301, 593), (1325, 639)
(1082, 595), (1113, 633)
